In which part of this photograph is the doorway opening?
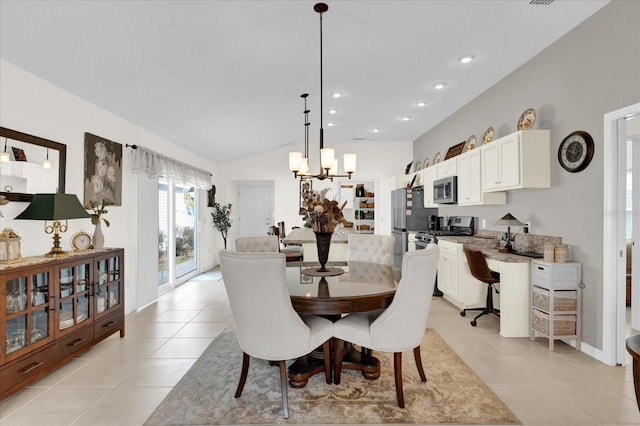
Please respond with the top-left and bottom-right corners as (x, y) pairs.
(603, 102), (640, 366)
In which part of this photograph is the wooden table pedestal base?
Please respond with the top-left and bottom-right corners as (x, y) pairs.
(288, 342), (380, 388)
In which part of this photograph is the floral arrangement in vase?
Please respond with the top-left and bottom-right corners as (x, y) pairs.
(299, 188), (347, 233)
(85, 198), (113, 227)
(85, 198), (112, 250)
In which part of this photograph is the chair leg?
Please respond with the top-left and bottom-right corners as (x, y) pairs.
(279, 360), (289, 419)
(394, 352), (405, 408)
(413, 346), (427, 382)
(334, 338), (344, 385)
(470, 283), (500, 326)
(322, 340), (332, 384)
(235, 352), (250, 398)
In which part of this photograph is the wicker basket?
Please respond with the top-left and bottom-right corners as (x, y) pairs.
(532, 287), (577, 311)
(533, 310), (576, 336)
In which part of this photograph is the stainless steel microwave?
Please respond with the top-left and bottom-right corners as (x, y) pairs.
(433, 176), (457, 204)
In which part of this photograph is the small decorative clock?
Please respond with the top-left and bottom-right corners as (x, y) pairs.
(71, 230), (93, 251)
(558, 130), (594, 173)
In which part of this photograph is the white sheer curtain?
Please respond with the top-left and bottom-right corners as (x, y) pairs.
(130, 145), (211, 189)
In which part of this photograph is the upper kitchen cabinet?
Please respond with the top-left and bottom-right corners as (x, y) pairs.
(457, 149), (506, 206)
(481, 130), (550, 193)
(435, 157), (457, 179)
(419, 167), (438, 207)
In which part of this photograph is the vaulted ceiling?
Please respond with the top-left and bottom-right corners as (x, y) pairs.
(0, 0), (609, 163)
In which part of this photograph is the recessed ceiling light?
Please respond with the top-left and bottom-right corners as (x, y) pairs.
(329, 108), (337, 114)
(401, 116), (411, 122)
(417, 101), (427, 107)
(434, 82), (447, 90)
(332, 92), (342, 98)
(327, 122), (335, 127)
(371, 128), (381, 133)
(459, 55), (474, 64)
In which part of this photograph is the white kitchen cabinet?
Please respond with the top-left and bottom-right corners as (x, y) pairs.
(437, 240), (459, 301)
(530, 260), (582, 351)
(457, 150), (506, 206)
(435, 157), (457, 179)
(390, 172), (419, 190)
(419, 167), (438, 207)
(481, 129), (550, 192)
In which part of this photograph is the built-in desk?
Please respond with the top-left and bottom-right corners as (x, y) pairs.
(437, 236), (532, 337)
(283, 227), (352, 262)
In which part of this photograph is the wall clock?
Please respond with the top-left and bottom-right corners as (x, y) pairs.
(71, 230), (93, 251)
(558, 130), (594, 173)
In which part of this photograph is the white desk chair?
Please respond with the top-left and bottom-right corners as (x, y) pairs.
(219, 251), (333, 418)
(333, 244), (439, 408)
(347, 234), (394, 266)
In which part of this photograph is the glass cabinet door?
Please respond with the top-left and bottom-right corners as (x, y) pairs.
(56, 261), (92, 335)
(2, 269), (53, 361)
(95, 254), (122, 317)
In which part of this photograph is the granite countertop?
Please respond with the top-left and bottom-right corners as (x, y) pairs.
(437, 235), (533, 263)
(283, 227), (351, 244)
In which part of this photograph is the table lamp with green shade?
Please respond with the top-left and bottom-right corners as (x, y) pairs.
(15, 193), (90, 257)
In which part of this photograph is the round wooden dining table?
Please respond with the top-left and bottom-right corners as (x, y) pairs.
(285, 261), (397, 388)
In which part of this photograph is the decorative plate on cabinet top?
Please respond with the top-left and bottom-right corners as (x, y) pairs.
(423, 158), (429, 169)
(412, 160), (421, 172)
(465, 135), (476, 151)
(482, 127), (494, 144)
(517, 108), (536, 130)
(433, 152), (441, 164)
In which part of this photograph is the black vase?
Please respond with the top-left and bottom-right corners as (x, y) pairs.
(314, 231), (332, 272)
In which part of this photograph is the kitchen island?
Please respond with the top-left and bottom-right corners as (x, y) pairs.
(282, 227), (354, 262)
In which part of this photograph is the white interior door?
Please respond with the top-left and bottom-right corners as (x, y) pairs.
(236, 181), (274, 237)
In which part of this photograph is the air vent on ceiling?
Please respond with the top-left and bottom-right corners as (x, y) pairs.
(352, 137), (366, 141)
(529, 0), (555, 5)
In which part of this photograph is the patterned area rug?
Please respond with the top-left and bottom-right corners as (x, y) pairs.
(145, 328), (520, 425)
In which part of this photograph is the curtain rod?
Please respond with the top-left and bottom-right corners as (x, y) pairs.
(126, 144), (137, 149)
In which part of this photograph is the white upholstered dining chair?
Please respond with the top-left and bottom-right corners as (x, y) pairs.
(347, 234), (395, 266)
(235, 235), (280, 253)
(333, 244), (439, 408)
(219, 250), (333, 418)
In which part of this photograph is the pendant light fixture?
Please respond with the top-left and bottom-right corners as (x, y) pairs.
(288, 2), (356, 181)
(42, 148), (52, 169)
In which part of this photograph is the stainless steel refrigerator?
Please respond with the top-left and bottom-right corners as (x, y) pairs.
(391, 186), (438, 268)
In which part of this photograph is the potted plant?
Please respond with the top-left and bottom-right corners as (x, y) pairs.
(211, 202), (232, 250)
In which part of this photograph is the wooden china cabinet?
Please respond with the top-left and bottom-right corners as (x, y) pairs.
(0, 248), (124, 399)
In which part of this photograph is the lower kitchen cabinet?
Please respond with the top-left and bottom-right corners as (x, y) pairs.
(437, 240), (484, 310)
(1, 248), (124, 399)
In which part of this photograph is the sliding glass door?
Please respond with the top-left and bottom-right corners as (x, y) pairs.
(158, 178), (198, 290)
(175, 184), (197, 278)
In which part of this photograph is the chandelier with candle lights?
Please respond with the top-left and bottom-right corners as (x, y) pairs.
(288, 2), (356, 181)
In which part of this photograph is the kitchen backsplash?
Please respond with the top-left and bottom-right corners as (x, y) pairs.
(475, 230), (561, 254)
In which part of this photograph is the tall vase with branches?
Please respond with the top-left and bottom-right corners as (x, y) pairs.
(211, 202), (232, 250)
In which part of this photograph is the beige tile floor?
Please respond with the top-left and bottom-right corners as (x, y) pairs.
(1, 272), (639, 425)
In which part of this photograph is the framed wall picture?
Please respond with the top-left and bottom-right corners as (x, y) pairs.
(11, 147), (26, 161)
(84, 133), (123, 206)
(444, 141), (466, 160)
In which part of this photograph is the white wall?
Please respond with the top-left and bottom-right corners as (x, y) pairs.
(0, 59), (220, 313)
(412, 1), (640, 351)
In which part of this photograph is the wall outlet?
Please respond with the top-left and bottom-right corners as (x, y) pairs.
(524, 220), (531, 233)
(481, 218), (486, 229)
